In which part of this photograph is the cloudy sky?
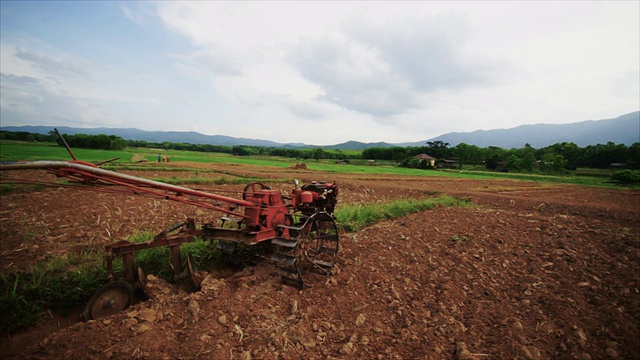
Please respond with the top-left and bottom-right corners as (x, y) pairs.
(1, 1), (638, 145)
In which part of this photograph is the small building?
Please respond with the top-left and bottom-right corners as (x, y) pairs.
(436, 159), (460, 169)
(414, 153), (436, 167)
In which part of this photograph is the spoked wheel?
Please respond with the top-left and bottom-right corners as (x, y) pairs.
(271, 212), (339, 288)
(82, 281), (135, 321)
(242, 181), (271, 200)
(298, 212), (339, 276)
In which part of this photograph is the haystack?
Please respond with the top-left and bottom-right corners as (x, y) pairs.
(131, 154), (148, 163)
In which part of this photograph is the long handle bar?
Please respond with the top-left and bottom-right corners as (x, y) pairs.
(1, 160), (258, 212)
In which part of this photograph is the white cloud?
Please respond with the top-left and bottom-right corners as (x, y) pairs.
(171, 61), (206, 80)
(1, 1), (638, 145)
(183, 49), (243, 77)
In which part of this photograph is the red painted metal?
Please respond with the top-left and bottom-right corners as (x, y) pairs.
(1, 158), (338, 285)
(2, 130), (342, 318)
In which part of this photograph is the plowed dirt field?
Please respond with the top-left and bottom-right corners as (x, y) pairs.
(1, 162), (639, 359)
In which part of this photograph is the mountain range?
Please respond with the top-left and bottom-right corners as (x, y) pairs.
(406, 111), (639, 148)
(2, 111), (638, 149)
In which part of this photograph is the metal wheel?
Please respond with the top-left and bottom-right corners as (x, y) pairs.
(242, 181), (270, 200)
(83, 281), (135, 321)
(272, 212), (338, 288)
(297, 212), (339, 278)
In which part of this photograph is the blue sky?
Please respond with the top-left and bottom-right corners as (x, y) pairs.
(1, 1), (638, 145)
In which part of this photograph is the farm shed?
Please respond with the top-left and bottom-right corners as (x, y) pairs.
(414, 153), (436, 167)
(436, 159), (460, 169)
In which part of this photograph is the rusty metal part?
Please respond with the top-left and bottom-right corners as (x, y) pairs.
(82, 281), (135, 320)
(1, 161), (257, 216)
(137, 267), (148, 294)
(54, 128), (77, 160)
(104, 220), (196, 283)
(2, 160), (340, 286)
(271, 211), (339, 289)
(186, 254), (202, 290)
(1, 133), (341, 317)
(242, 181), (270, 200)
(94, 157), (120, 166)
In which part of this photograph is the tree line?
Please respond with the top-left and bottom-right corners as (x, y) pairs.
(0, 131), (358, 160)
(2, 131), (638, 172)
(363, 140), (640, 172)
(0, 131), (127, 150)
(126, 140), (359, 160)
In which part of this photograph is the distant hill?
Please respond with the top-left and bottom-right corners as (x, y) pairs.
(2, 111), (638, 149)
(0, 125), (396, 150)
(0, 126), (284, 148)
(401, 111), (639, 148)
(282, 141), (395, 150)
(322, 141), (395, 150)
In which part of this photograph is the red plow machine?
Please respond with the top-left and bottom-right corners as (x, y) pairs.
(0, 130), (339, 320)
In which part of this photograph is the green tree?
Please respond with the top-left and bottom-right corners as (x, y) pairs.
(362, 147), (407, 161)
(540, 153), (568, 173)
(555, 142), (582, 170)
(520, 148), (537, 172)
(505, 154), (522, 171)
(584, 142), (629, 169)
(232, 146), (247, 156)
(453, 143), (482, 166)
(425, 140), (451, 159)
(628, 142), (640, 169)
(483, 146), (506, 170)
(611, 170), (640, 185)
(311, 148), (326, 161)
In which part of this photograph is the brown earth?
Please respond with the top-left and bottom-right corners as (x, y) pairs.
(1, 162), (639, 359)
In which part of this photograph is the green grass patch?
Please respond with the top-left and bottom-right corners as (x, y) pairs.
(574, 168), (613, 178)
(0, 231), (226, 335)
(437, 168), (634, 188)
(150, 176), (245, 186)
(104, 165), (220, 172)
(0, 141), (137, 163)
(335, 195), (472, 232)
(0, 250), (107, 335)
(2, 140), (635, 189)
(0, 183), (46, 195)
(149, 176), (288, 186)
(1, 140), (304, 168)
(0, 183), (15, 194)
(118, 231), (224, 281)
